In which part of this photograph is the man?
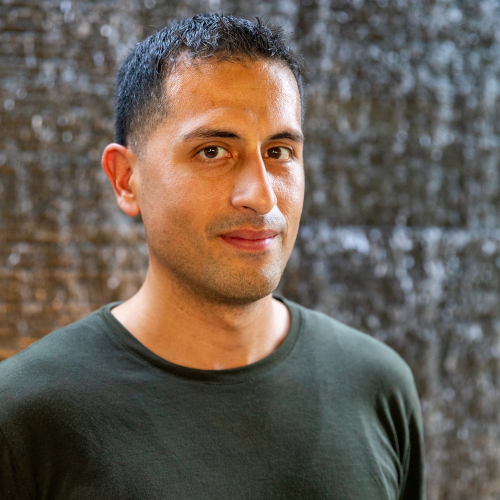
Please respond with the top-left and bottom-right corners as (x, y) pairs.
(0, 14), (425, 499)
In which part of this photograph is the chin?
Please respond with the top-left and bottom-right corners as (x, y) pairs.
(212, 286), (276, 306)
(197, 274), (280, 306)
(151, 242), (286, 306)
(181, 262), (284, 307)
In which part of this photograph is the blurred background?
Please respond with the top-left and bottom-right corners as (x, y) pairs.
(1, 0), (500, 497)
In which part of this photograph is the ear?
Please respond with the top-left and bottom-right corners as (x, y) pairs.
(101, 143), (140, 217)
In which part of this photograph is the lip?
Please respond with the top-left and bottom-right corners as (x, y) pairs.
(219, 229), (279, 251)
(221, 229), (278, 239)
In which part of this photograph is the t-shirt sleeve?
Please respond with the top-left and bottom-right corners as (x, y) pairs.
(0, 427), (33, 500)
(400, 395), (426, 500)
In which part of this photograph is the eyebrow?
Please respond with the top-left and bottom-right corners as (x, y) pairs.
(182, 127), (304, 144)
(182, 128), (241, 141)
(268, 131), (304, 144)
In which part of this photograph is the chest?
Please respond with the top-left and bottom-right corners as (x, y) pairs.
(33, 382), (403, 500)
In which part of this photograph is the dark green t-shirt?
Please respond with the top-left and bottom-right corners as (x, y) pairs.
(0, 298), (425, 499)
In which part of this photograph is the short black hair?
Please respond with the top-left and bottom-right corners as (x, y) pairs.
(114, 13), (304, 151)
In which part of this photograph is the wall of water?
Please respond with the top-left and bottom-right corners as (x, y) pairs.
(2, 0), (500, 497)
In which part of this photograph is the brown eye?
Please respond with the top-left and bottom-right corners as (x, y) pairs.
(198, 146), (228, 159)
(265, 147), (292, 160)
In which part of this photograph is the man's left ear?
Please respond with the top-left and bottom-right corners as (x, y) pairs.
(101, 143), (140, 217)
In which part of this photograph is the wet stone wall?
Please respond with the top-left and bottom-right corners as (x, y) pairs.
(1, 0), (500, 498)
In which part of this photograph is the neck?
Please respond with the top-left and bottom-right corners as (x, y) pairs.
(111, 264), (290, 370)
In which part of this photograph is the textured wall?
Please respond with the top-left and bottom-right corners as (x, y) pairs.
(2, 0), (500, 498)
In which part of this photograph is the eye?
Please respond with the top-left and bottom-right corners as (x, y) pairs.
(264, 147), (292, 160)
(197, 146), (230, 159)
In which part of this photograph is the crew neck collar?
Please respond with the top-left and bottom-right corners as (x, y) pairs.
(99, 297), (303, 385)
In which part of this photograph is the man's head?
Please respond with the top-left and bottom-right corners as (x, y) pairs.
(103, 14), (305, 307)
(114, 14), (304, 154)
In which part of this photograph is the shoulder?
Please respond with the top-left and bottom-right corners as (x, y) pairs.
(1, 308), (106, 373)
(284, 299), (425, 493)
(0, 308), (111, 414)
(285, 298), (418, 402)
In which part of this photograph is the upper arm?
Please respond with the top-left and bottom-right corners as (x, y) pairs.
(0, 426), (34, 500)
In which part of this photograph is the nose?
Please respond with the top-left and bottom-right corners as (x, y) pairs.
(230, 152), (277, 215)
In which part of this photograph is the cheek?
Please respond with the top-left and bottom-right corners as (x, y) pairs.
(274, 169), (305, 220)
(140, 166), (228, 232)
(138, 165), (189, 229)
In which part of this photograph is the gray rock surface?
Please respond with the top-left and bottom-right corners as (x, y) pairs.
(2, 0), (500, 497)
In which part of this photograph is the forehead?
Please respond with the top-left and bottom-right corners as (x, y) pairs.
(162, 56), (301, 127)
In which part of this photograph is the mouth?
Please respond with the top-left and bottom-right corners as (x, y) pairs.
(219, 229), (279, 251)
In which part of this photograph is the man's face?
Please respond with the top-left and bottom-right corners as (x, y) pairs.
(132, 57), (304, 305)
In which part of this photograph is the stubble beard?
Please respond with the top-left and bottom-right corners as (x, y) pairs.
(145, 208), (293, 307)
(150, 238), (287, 307)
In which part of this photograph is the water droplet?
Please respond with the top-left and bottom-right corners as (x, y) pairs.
(107, 276), (120, 290)
(468, 33), (479, 45)
(396, 130), (408, 142)
(482, 241), (496, 255)
(431, 149), (442, 161)
(62, 131), (73, 143)
(60, 0), (71, 13)
(100, 25), (112, 37)
(4, 99), (15, 111)
(443, 388), (455, 401)
(93, 51), (105, 66)
(31, 114), (43, 128)
(7, 253), (20, 267)
(419, 134), (431, 147)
